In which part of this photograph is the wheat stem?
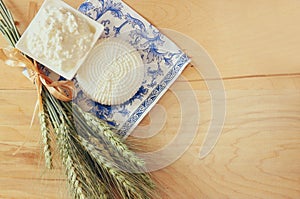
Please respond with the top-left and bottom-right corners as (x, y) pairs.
(79, 136), (145, 199)
(0, 0), (20, 45)
(0, 0), (156, 195)
(44, 88), (110, 198)
(73, 104), (146, 170)
(57, 124), (87, 199)
(61, 102), (154, 198)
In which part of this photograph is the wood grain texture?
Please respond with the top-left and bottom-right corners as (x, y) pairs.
(0, 0), (299, 199)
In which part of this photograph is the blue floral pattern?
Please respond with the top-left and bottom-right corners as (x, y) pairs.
(75, 0), (190, 136)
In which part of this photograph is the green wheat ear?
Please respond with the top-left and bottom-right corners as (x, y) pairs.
(79, 135), (152, 199)
(39, 112), (53, 169)
(73, 104), (146, 169)
(0, 0), (157, 197)
(72, 104), (155, 198)
(57, 124), (87, 199)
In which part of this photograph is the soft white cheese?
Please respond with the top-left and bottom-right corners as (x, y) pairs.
(26, 6), (94, 71)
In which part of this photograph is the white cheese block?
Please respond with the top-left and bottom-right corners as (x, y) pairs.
(76, 38), (145, 105)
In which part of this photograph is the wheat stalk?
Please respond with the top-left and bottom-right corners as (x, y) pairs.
(73, 104), (145, 169)
(74, 105), (155, 189)
(44, 95), (87, 199)
(0, 1), (156, 198)
(59, 125), (110, 199)
(0, 0), (20, 46)
(57, 124), (110, 199)
(38, 112), (53, 169)
(69, 103), (155, 198)
(79, 135), (152, 199)
(44, 90), (110, 199)
(57, 125), (85, 199)
(0, 0), (55, 172)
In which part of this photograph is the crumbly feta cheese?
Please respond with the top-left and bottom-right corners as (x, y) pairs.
(26, 6), (94, 71)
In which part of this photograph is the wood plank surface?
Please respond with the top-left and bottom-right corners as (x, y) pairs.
(0, 0), (299, 199)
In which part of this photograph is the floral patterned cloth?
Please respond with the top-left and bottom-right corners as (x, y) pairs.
(64, 0), (189, 136)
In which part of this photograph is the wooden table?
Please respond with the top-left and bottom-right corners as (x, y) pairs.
(1, 0), (299, 198)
